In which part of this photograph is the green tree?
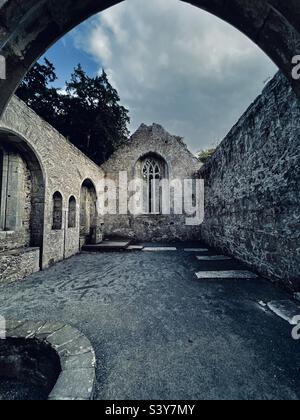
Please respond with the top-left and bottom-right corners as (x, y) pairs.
(16, 58), (62, 128)
(62, 65), (130, 164)
(197, 148), (216, 164)
(16, 59), (130, 165)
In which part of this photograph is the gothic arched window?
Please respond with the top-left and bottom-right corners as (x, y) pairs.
(142, 157), (164, 214)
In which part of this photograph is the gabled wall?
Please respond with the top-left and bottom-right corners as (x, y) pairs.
(200, 72), (300, 291)
(102, 123), (202, 242)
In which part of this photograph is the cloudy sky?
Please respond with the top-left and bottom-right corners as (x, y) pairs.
(42, 0), (277, 153)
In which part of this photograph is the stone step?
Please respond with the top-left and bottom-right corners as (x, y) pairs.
(195, 270), (259, 279)
(82, 240), (132, 252)
(127, 245), (144, 251)
(196, 255), (232, 261)
(184, 248), (209, 252)
(143, 247), (177, 252)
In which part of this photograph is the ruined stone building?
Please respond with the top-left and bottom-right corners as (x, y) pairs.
(0, 72), (299, 291)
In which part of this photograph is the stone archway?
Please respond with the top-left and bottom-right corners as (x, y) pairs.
(0, 130), (45, 264)
(80, 179), (97, 248)
(0, 0), (300, 114)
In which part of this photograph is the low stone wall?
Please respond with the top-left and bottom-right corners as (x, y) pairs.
(0, 231), (29, 253)
(0, 247), (40, 283)
(200, 72), (300, 291)
(2, 320), (96, 400)
(104, 214), (201, 242)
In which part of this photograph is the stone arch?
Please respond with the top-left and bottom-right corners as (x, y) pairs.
(0, 129), (45, 254)
(80, 179), (97, 247)
(0, 0), (300, 115)
(52, 191), (63, 230)
(68, 196), (77, 228)
(135, 152), (169, 176)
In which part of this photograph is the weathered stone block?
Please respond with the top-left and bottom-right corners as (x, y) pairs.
(0, 247), (40, 283)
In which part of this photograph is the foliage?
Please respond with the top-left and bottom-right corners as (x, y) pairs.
(197, 148), (216, 164)
(17, 59), (130, 165)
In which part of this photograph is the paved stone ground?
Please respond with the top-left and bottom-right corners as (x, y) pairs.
(0, 244), (299, 400)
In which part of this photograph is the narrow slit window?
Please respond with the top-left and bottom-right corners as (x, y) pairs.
(68, 196), (76, 228)
(52, 192), (63, 230)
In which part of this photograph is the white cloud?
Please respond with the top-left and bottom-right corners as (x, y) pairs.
(72, 0), (277, 152)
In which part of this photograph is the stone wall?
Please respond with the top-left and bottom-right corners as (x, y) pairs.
(200, 72), (300, 291)
(0, 247), (40, 283)
(0, 96), (104, 270)
(102, 124), (202, 242)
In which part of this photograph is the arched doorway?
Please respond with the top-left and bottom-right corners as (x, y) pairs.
(0, 0), (300, 114)
(0, 130), (45, 262)
(80, 179), (97, 247)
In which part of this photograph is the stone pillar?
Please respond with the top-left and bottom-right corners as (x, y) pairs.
(90, 216), (104, 244)
(0, 151), (22, 231)
(5, 153), (23, 231)
(0, 149), (7, 229)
